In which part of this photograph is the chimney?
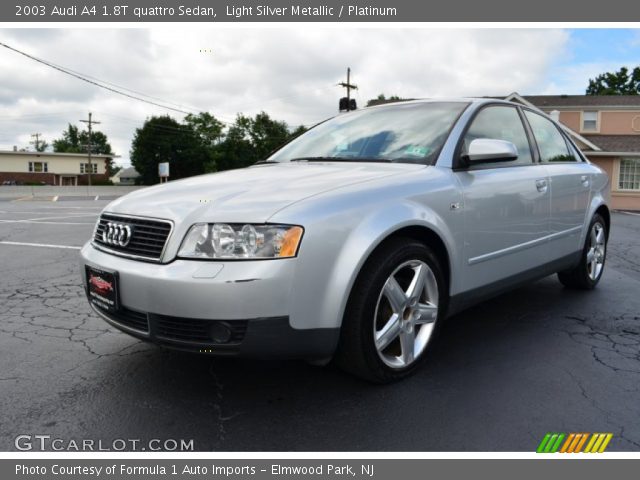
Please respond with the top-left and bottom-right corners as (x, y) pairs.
(550, 110), (560, 122)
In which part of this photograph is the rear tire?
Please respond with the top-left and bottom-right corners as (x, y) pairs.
(558, 213), (607, 290)
(334, 238), (448, 383)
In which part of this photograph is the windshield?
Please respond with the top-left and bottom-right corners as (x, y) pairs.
(268, 102), (468, 165)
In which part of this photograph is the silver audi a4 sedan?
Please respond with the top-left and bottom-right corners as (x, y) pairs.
(81, 99), (610, 382)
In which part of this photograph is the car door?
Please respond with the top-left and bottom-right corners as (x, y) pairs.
(523, 110), (591, 260)
(455, 105), (551, 293)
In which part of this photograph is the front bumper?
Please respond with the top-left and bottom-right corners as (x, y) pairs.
(80, 243), (339, 359)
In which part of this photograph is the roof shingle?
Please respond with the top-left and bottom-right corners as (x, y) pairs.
(583, 135), (640, 153)
(523, 95), (640, 108)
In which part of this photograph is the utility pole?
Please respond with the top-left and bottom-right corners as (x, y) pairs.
(338, 67), (358, 111)
(30, 133), (43, 151)
(80, 112), (100, 187)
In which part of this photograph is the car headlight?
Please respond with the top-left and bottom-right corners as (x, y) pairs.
(178, 223), (304, 259)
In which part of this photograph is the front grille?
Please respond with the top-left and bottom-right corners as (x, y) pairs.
(155, 315), (248, 345)
(93, 213), (172, 261)
(97, 305), (150, 333)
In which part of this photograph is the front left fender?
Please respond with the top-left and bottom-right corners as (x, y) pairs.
(283, 192), (463, 330)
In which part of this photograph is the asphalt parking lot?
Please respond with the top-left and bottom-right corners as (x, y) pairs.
(1, 200), (639, 452)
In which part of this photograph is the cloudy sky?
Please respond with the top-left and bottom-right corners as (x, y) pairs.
(1, 27), (639, 166)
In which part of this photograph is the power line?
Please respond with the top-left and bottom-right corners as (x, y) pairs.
(44, 62), (206, 114)
(0, 41), (197, 115)
(0, 41), (334, 124)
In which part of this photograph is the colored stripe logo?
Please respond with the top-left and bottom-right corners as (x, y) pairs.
(537, 433), (613, 453)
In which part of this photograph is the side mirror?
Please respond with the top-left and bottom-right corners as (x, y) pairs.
(463, 139), (518, 164)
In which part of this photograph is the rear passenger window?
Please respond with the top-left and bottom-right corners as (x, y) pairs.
(463, 106), (533, 166)
(524, 110), (575, 162)
(567, 141), (584, 163)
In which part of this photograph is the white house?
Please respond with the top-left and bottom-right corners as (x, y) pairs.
(0, 149), (117, 186)
(110, 166), (140, 185)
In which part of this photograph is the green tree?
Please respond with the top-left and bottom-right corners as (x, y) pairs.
(184, 112), (225, 147)
(586, 66), (640, 95)
(80, 130), (113, 154)
(53, 124), (113, 154)
(208, 115), (255, 172)
(130, 115), (211, 185)
(52, 124), (81, 152)
(366, 93), (402, 107)
(207, 112), (295, 173)
(248, 112), (292, 159)
(289, 125), (308, 139)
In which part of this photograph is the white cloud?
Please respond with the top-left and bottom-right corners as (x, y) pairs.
(0, 27), (570, 165)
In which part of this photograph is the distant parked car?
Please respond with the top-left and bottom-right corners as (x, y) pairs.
(81, 99), (610, 382)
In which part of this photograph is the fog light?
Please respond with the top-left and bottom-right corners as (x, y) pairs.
(209, 322), (232, 344)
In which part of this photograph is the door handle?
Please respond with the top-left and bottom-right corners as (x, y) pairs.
(535, 178), (548, 193)
(580, 175), (590, 187)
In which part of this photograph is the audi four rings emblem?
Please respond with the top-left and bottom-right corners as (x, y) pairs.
(103, 222), (133, 247)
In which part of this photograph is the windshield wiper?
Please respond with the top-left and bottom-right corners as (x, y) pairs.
(289, 156), (392, 163)
(253, 160), (280, 165)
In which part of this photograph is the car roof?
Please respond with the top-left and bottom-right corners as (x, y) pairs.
(364, 97), (517, 109)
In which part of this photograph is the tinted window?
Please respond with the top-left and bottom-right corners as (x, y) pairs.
(268, 102), (467, 165)
(524, 110), (574, 163)
(462, 106), (533, 165)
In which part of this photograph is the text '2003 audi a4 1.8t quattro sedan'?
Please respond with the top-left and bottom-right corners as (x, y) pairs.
(81, 99), (610, 382)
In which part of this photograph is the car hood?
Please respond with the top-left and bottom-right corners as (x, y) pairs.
(105, 162), (425, 224)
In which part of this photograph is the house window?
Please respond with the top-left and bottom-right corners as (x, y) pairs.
(582, 111), (598, 131)
(619, 158), (640, 191)
(28, 161), (48, 173)
(80, 163), (98, 174)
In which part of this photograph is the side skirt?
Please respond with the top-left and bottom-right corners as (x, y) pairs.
(447, 251), (582, 316)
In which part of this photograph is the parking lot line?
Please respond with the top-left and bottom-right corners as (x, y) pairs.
(0, 241), (82, 250)
(0, 219), (95, 225)
(0, 210), (98, 215)
(37, 205), (104, 208)
(15, 213), (98, 221)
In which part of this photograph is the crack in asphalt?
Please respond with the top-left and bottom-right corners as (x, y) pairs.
(559, 313), (640, 449)
(562, 314), (640, 375)
(206, 362), (244, 447)
(0, 275), (150, 359)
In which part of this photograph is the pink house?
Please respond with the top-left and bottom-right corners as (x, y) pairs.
(506, 93), (640, 211)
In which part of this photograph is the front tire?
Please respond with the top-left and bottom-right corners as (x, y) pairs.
(558, 213), (607, 289)
(334, 238), (447, 383)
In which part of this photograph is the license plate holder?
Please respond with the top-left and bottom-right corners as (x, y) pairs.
(85, 265), (119, 313)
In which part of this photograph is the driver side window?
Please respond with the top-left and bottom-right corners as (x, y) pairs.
(463, 106), (533, 166)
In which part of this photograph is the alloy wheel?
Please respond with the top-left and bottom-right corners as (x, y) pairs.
(586, 222), (606, 281)
(373, 259), (439, 368)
